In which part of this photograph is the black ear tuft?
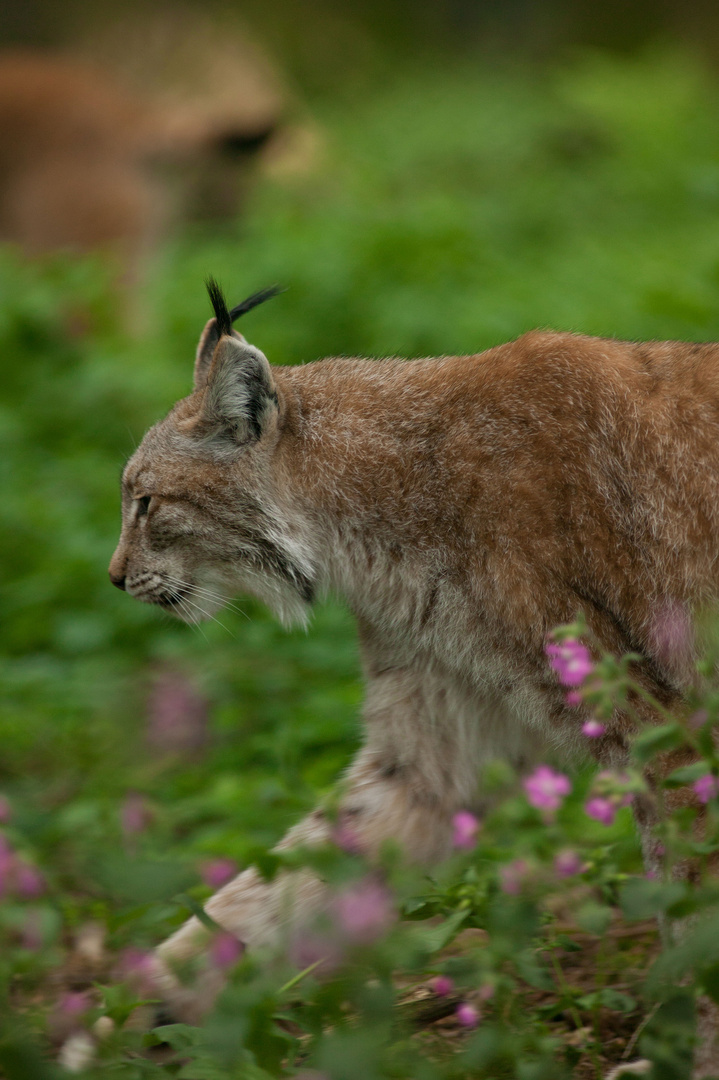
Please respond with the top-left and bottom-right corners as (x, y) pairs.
(229, 285), (284, 324)
(206, 277), (232, 338)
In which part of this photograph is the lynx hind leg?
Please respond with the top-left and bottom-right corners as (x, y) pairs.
(151, 668), (491, 1021)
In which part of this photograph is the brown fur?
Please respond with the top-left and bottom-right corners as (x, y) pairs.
(111, 316), (719, 1067)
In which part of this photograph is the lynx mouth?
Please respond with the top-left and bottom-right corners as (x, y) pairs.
(156, 589), (187, 610)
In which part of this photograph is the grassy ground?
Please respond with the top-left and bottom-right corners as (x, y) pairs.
(3, 45), (719, 1077)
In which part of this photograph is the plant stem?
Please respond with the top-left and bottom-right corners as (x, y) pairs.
(279, 959), (325, 994)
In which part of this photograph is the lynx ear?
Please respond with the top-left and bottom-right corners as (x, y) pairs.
(194, 320), (247, 390)
(194, 280), (282, 390)
(202, 335), (278, 443)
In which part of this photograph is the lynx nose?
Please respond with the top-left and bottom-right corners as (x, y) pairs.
(109, 570), (126, 591)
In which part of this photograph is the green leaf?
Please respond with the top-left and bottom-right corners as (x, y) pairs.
(150, 1023), (204, 1051)
(0, 1036), (61, 1080)
(177, 1061), (229, 1080)
(178, 893), (223, 932)
(462, 1026), (505, 1069)
(315, 1028), (385, 1080)
(664, 761), (712, 787)
(697, 725), (717, 758)
(631, 723), (685, 764)
(577, 988), (636, 1013)
(101, 982), (159, 1027)
(638, 992), (695, 1074)
(403, 897), (429, 915)
(516, 951), (554, 990)
(92, 856), (195, 904)
(244, 847), (282, 881)
(619, 878), (687, 920)
(554, 935), (582, 952)
(576, 902), (612, 935)
(647, 912), (719, 995)
(408, 908), (468, 953)
(701, 963), (719, 1004)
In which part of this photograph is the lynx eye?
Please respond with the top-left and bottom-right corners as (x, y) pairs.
(136, 495), (152, 517)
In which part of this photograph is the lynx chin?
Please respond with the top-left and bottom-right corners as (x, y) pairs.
(110, 280), (718, 1049)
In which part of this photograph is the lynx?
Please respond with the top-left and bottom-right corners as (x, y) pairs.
(0, 47), (283, 270)
(110, 283), (719, 1067)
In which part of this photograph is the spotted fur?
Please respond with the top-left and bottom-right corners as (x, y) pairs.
(110, 295), (719, 1058)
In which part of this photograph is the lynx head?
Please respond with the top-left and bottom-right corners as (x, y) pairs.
(109, 280), (316, 626)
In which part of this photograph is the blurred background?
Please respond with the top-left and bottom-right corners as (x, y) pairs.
(3, 0), (719, 964)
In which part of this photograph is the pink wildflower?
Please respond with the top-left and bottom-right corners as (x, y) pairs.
(595, 771), (635, 807)
(201, 859), (237, 890)
(332, 820), (364, 855)
(545, 638), (593, 687)
(0, 846), (47, 901)
(0, 834), (12, 863)
(334, 878), (394, 944)
(650, 601), (694, 673)
(59, 992), (91, 1019)
(499, 858), (529, 895)
(0, 836), (14, 897)
(694, 774), (719, 804)
(120, 793), (151, 837)
(585, 796), (616, 826)
(523, 765), (572, 814)
(15, 861), (45, 898)
(147, 668), (208, 756)
(289, 929), (343, 974)
(119, 948), (156, 996)
(432, 975), (454, 996)
(50, 991), (93, 1041)
(210, 931), (244, 970)
(452, 810), (480, 849)
(456, 1002), (480, 1028)
(554, 849), (582, 878)
(582, 720), (605, 738)
(21, 911), (43, 950)
(565, 691), (582, 707)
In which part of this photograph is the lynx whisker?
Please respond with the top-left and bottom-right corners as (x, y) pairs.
(163, 575), (249, 620)
(172, 593), (211, 644)
(173, 589), (237, 640)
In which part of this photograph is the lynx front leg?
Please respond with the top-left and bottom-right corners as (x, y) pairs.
(150, 667), (495, 1020)
(150, 777), (455, 1021)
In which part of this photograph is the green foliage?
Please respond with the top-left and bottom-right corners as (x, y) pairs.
(4, 44), (719, 1079)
